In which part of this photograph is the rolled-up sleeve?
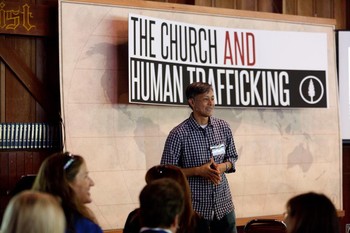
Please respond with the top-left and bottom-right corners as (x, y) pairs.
(161, 130), (181, 166)
(224, 124), (238, 173)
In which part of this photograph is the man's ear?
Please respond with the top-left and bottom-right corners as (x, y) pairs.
(188, 98), (195, 108)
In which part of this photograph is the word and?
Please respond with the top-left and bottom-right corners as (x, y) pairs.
(223, 31), (256, 66)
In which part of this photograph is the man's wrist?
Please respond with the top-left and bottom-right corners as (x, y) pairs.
(225, 162), (232, 172)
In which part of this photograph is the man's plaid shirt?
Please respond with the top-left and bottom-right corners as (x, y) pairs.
(161, 114), (238, 220)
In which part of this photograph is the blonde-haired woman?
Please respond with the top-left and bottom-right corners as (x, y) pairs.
(0, 190), (65, 233)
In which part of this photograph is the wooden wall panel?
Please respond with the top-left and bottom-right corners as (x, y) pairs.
(0, 0), (61, 222)
(5, 67), (36, 122)
(315, 0), (334, 18)
(194, 0), (211, 7)
(0, 154), (9, 195)
(8, 153), (18, 192)
(147, 0), (194, 4)
(35, 38), (61, 122)
(0, 63), (5, 121)
(12, 38), (34, 67)
(16, 153), (25, 177)
(297, 0), (314, 16)
(2, 152), (40, 193)
(334, 0), (346, 29)
(258, 0), (275, 12)
(8, 36), (37, 122)
(0, 151), (58, 220)
(283, 0), (345, 28)
(283, 0), (297, 14)
(347, 0), (350, 28)
(0, 35), (58, 121)
(236, 0), (257, 11)
(192, 0), (344, 27)
(214, 0), (236, 8)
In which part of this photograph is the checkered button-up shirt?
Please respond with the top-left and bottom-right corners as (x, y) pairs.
(161, 114), (238, 220)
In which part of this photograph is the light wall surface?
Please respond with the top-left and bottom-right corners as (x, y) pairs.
(59, 0), (341, 229)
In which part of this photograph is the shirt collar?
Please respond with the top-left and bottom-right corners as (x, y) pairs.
(189, 113), (213, 129)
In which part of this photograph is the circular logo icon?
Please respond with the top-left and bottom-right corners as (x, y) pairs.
(299, 75), (324, 104)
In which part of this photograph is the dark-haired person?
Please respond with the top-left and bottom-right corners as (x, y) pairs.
(32, 152), (103, 233)
(139, 178), (184, 233)
(123, 164), (210, 233)
(284, 192), (340, 233)
(161, 82), (239, 233)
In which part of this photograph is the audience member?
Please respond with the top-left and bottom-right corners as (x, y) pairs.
(0, 190), (65, 233)
(123, 164), (210, 233)
(139, 178), (184, 233)
(32, 152), (103, 233)
(284, 192), (340, 233)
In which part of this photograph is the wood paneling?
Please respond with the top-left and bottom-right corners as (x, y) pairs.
(236, 0), (257, 11)
(1, 62), (6, 121)
(315, 0), (334, 18)
(347, 0), (350, 29)
(214, 0), (236, 8)
(334, 0), (346, 29)
(283, 0), (297, 15)
(0, 151), (57, 220)
(297, 0), (314, 16)
(0, 0), (61, 222)
(258, 0), (279, 13)
(194, 0), (212, 7)
(0, 36), (58, 121)
(5, 65), (36, 122)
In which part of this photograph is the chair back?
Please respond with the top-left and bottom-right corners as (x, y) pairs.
(8, 174), (37, 196)
(244, 219), (287, 233)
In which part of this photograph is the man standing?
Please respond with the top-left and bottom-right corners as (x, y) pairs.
(161, 82), (238, 233)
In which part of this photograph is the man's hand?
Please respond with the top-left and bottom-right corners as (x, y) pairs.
(181, 158), (226, 184)
(200, 158), (221, 184)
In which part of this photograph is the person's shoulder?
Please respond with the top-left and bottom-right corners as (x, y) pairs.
(169, 118), (192, 133)
(210, 116), (229, 126)
(124, 208), (141, 233)
(126, 208), (140, 219)
(74, 216), (103, 233)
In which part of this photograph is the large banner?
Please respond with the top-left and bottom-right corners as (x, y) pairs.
(128, 14), (328, 108)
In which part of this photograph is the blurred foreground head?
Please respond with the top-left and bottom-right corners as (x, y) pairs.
(0, 190), (65, 233)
